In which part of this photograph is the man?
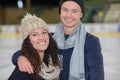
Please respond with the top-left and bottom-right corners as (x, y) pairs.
(12, 0), (104, 80)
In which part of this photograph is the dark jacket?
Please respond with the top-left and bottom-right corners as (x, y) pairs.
(8, 66), (37, 80)
(12, 33), (104, 80)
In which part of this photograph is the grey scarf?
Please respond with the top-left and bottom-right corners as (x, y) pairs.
(53, 22), (86, 80)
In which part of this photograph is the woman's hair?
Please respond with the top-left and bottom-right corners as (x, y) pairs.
(21, 33), (60, 79)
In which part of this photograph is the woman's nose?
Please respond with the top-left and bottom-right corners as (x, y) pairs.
(38, 34), (44, 39)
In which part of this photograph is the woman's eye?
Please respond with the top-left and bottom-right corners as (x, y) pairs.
(32, 34), (37, 36)
(42, 31), (48, 34)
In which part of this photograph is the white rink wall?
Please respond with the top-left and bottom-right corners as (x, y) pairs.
(0, 23), (120, 37)
(48, 23), (120, 33)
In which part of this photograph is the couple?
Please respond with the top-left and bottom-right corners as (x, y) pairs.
(8, 0), (104, 80)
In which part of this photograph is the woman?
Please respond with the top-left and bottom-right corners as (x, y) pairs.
(8, 13), (60, 80)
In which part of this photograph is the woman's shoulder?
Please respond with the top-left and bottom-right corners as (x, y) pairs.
(8, 66), (34, 80)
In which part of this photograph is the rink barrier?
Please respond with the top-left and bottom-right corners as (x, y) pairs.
(0, 32), (120, 38)
(0, 24), (120, 38)
(0, 33), (21, 38)
(93, 32), (120, 37)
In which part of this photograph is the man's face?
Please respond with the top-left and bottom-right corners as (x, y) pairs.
(60, 1), (83, 29)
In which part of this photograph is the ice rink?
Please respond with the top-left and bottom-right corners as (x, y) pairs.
(0, 24), (120, 80)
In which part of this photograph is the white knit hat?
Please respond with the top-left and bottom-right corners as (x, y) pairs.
(21, 13), (50, 40)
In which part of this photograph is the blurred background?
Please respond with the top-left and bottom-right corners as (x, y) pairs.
(0, 0), (120, 80)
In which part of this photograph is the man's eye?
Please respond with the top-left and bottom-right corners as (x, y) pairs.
(63, 9), (67, 11)
(72, 10), (79, 13)
(61, 9), (68, 12)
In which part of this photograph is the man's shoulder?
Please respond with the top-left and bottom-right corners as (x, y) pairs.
(86, 32), (99, 40)
(85, 32), (100, 46)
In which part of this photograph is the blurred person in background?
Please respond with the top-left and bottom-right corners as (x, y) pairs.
(11, 0), (104, 80)
(8, 13), (60, 80)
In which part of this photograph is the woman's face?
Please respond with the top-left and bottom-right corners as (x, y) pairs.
(29, 27), (49, 53)
(60, 1), (83, 29)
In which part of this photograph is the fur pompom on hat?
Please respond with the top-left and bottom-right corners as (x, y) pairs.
(58, 0), (85, 18)
(21, 13), (49, 40)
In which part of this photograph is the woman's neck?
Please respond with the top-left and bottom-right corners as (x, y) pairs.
(38, 51), (44, 61)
